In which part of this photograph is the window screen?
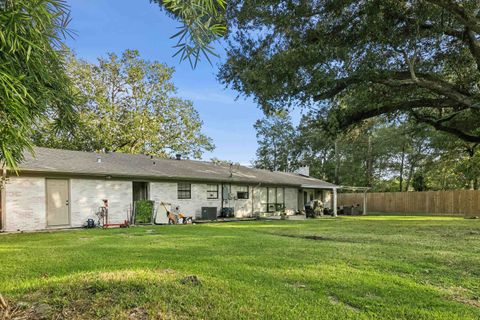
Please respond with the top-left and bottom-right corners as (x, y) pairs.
(178, 183), (191, 199)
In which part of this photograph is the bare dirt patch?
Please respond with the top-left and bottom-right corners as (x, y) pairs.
(445, 286), (480, 308)
(328, 295), (360, 313)
(269, 233), (333, 241)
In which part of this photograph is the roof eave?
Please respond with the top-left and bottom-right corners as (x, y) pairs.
(10, 168), (304, 187)
(301, 184), (338, 189)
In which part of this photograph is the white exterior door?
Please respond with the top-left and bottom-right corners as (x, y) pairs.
(46, 179), (70, 226)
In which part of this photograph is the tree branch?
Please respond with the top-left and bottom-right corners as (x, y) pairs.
(337, 98), (464, 128)
(426, 0), (480, 33)
(315, 71), (475, 109)
(411, 111), (480, 142)
(418, 22), (480, 71)
(466, 27), (480, 71)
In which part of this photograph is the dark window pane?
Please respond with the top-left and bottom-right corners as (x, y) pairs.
(237, 186), (249, 199)
(178, 183), (191, 199)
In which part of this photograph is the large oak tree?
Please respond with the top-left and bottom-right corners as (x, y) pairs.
(219, 0), (480, 142)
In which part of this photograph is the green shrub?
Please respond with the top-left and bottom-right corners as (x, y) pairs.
(135, 200), (154, 224)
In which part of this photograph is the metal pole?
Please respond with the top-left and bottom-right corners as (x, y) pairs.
(363, 189), (367, 215)
(333, 188), (338, 217)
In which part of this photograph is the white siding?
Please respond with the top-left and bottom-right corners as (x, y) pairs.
(150, 182), (222, 219)
(70, 179), (132, 227)
(5, 177), (46, 231)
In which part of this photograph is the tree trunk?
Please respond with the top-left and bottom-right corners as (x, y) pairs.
(366, 135), (373, 187)
(399, 143), (406, 191)
(441, 167), (447, 190)
(334, 139), (340, 185)
(272, 137), (277, 171)
(405, 162), (415, 191)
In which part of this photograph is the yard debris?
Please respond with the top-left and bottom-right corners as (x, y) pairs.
(0, 295), (35, 320)
(180, 275), (201, 286)
(0, 294), (14, 320)
(0, 294), (7, 309)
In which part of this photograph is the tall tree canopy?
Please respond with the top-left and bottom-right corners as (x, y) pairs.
(0, 0), (74, 169)
(254, 114), (480, 191)
(220, 0), (480, 142)
(253, 113), (299, 171)
(34, 50), (214, 159)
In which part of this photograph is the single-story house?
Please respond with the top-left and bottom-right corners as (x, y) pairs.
(0, 147), (338, 232)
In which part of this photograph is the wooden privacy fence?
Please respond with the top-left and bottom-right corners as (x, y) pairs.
(338, 190), (480, 217)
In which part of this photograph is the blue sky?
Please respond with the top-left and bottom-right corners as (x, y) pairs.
(65, 0), (272, 165)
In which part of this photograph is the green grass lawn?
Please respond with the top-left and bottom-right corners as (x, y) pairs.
(0, 216), (479, 319)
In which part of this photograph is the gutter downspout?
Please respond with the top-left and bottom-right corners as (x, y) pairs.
(220, 182), (224, 218)
(251, 185), (254, 217)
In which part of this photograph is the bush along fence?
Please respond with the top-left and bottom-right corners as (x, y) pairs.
(338, 190), (480, 217)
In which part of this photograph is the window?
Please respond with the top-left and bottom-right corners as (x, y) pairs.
(178, 183), (191, 199)
(207, 184), (218, 199)
(267, 187), (285, 212)
(276, 188), (284, 203)
(237, 186), (249, 199)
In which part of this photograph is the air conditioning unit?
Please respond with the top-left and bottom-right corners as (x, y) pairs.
(201, 207), (217, 220)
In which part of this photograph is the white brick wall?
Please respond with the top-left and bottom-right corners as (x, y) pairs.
(150, 182), (222, 219)
(5, 177), (46, 231)
(70, 179), (132, 227)
(4, 176), (307, 230)
(230, 185), (253, 218)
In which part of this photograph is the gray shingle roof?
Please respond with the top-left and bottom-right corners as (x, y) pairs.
(16, 147), (337, 189)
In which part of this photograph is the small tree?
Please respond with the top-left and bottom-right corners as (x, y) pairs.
(412, 172), (427, 192)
